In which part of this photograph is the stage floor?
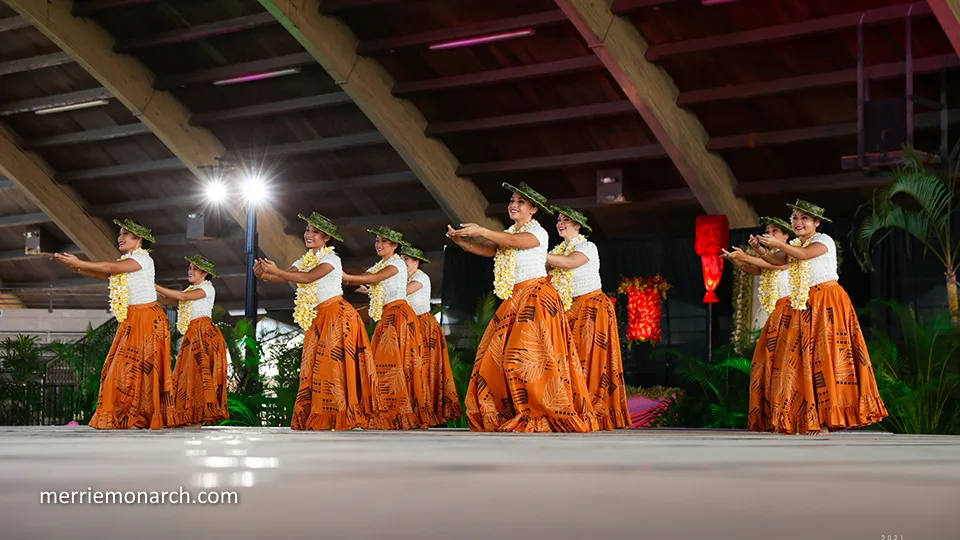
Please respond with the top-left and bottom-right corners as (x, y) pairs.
(1, 427), (958, 539)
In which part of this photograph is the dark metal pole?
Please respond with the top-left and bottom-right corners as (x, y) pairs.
(244, 201), (258, 322)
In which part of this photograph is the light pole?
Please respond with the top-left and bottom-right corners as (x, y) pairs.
(205, 172), (266, 324)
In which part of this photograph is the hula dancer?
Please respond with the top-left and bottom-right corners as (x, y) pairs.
(53, 219), (172, 430)
(546, 206), (628, 430)
(447, 182), (596, 433)
(255, 213), (376, 430)
(156, 255), (228, 428)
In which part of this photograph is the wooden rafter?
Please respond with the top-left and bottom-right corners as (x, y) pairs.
(0, 16), (30, 33)
(426, 101), (636, 136)
(318, 0), (405, 15)
(393, 56), (602, 96)
(6, 0), (306, 265)
(154, 52), (315, 89)
(0, 122), (119, 262)
(259, 0), (501, 231)
(0, 87), (113, 116)
(611, 0), (680, 13)
(555, 0), (755, 227)
(646, 2), (933, 61)
(113, 13), (277, 52)
(0, 51), (74, 76)
(71, 0), (163, 16)
(22, 123), (152, 149)
(190, 92), (353, 124)
(929, 0), (960, 56)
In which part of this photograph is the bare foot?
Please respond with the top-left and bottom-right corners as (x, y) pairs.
(181, 423), (204, 430)
(806, 426), (830, 436)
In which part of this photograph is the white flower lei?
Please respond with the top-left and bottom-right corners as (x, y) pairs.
(107, 247), (148, 323)
(367, 254), (400, 322)
(758, 266), (782, 314)
(788, 237), (815, 310)
(549, 234), (586, 311)
(492, 219), (539, 300)
(292, 246), (334, 331)
(176, 281), (209, 335)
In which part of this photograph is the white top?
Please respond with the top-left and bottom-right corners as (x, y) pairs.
(776, 269), (790, 299)
(190, 281), (216, 321)
(126, 251), (157, 305)
(571, 240), (602, 297)
(373, 255), (407, 304)
(312, 250), (343, 305)
(514, 223), (549, 284)
(407, 270), (431, 316)
(805, 233), (840, 286)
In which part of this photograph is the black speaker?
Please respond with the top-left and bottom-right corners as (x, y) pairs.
(186, 213), (208, 240)
(24, 228), (56, 255)
(597, 168), (625, 204)
(864, 98), (907, 153)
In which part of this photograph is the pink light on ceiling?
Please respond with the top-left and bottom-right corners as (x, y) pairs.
(701, 0), (741, 5)
(428, 29), (535, 51)
(212, 68), (301, 86)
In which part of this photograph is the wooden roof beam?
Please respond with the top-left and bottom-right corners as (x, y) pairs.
(71, 0), (163, 16)
(0, 87), (113, 116)
(426, 100), (636, 136)
(647, 2), (933, 61)
(611, 0), (681, 13)
(22, 123), (152, 149)
(0, 16), (31, 33)
(0, 122), (119, 262)
(154, 52), (315, 89)
(0, 51), (74, 76)
(929, 0), (960, 56)
(556, 0), (756, 227)
(259, 0), (501, 231)
(358, 10), (568, 55)
(393, 56), (602, 96)
(6, 0), (306, 266)
(190, 92), (353, 124)
(0, 233), (247, 263)
(318, 0), (405, 15)
(678, 54), (959, 106)
(113, 13), (277, 52)
(459, 146), (666, 175)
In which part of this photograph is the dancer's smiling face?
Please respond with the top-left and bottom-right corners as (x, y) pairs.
(402, 255), (419, 276)
(304, 225), (329, 250)
(556, 214), (581, 240)
(375, 236), (399, 258)
(765, 223), (790, 244)
(187, 264), (209, 285)
(790, 211), (821, 239)
(507, 192), (537, 224)
(117, 228), (142, 253)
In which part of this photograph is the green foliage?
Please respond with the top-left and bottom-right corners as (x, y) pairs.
(651, 345), (752, 429)
(217, 319), (265, 427)
(260, 329), (303, 427)
(444, 292), (499, 428)
(0, 336), (46, 425)
(865, 302), (960, 434)
(47, 319), (118, 423)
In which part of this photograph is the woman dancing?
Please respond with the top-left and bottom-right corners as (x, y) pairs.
(156, 255), (228, 428)
(343, 226), (433, 430)
(255, 213), (376, 431)
(753, 200), (887, 434)
(447, 182), (596, 432)
(401, 245), (462, 425)
(53, 219), (171, 430)
(545, 206), (628, 430)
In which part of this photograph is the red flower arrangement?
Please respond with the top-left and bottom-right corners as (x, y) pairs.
(617, 275), (671, 343)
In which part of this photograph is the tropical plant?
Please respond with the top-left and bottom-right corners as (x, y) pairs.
(217, 319), (265, 426)
(47, 319), (118, 423)
(651, 345), (752, 429)
(444, 292), (498, 428)
(260, 328), (303, 427)
(865, 301), (960, 434)
(853, 147), (960, 325)
(0, 336), (47, 425)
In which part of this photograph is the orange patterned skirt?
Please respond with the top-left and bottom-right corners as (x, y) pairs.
(89, 302), (172, 430)
(418, 312), (463, 425)
(466, 277), (597, 433)
(167, 316), (229, 427)
(749, 283), (888, 434)
(567, 289), (629, 430)
(365, 299), (435, 430)
(292, 296), (375, 431)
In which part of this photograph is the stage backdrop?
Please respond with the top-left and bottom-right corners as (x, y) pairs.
(441, 219), (946, 388)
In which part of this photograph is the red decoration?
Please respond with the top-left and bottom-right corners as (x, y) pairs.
(695, 215), (729, 304)
(618, 276), (671, 343)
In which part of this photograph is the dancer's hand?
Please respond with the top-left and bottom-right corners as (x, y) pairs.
(721, 247), (746, 261)
(748, 235), (762, 251)
(445, 224), (459, 239)
(356, 285), (370, 294)
(454, 223), (486, 238)
(758, 234), (785, 250)
(53, 252), (81, 270)
(258, 259), (279, 276)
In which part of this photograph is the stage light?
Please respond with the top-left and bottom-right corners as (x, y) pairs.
(428, 29), (535, 50)
(213, 68), (301, 86)
(34, 100), (110, 115)
(242, 174), (267, 204)
(204, 181), (227, 204)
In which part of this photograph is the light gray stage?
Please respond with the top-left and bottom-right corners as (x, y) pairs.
(1, 427), (958, 539)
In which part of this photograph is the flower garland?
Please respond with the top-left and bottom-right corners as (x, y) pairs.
(367, 254), (400, 322)
(730, 246), (755, 354)
(492, 219), (539, 300)
(788, 236), (815, 310)
(548, 234), (586, 311)
(618, 275), (671, 343)
(292, 246), (335, 331)
(176, 281), (209, 335)
(757, 268), (781, 314)
(107, 247), (149, 323)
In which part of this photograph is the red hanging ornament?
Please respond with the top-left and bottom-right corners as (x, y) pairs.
(695, 215), (729, 304)
(618, 276), (671, 343)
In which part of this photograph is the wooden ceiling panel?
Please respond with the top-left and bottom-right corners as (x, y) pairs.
(172, 64), (339, 113)
(85, 0), (266, 40)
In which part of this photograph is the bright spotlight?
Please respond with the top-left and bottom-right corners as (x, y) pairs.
(243, 175), (267, 204)
(205, 181), (227, 204)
